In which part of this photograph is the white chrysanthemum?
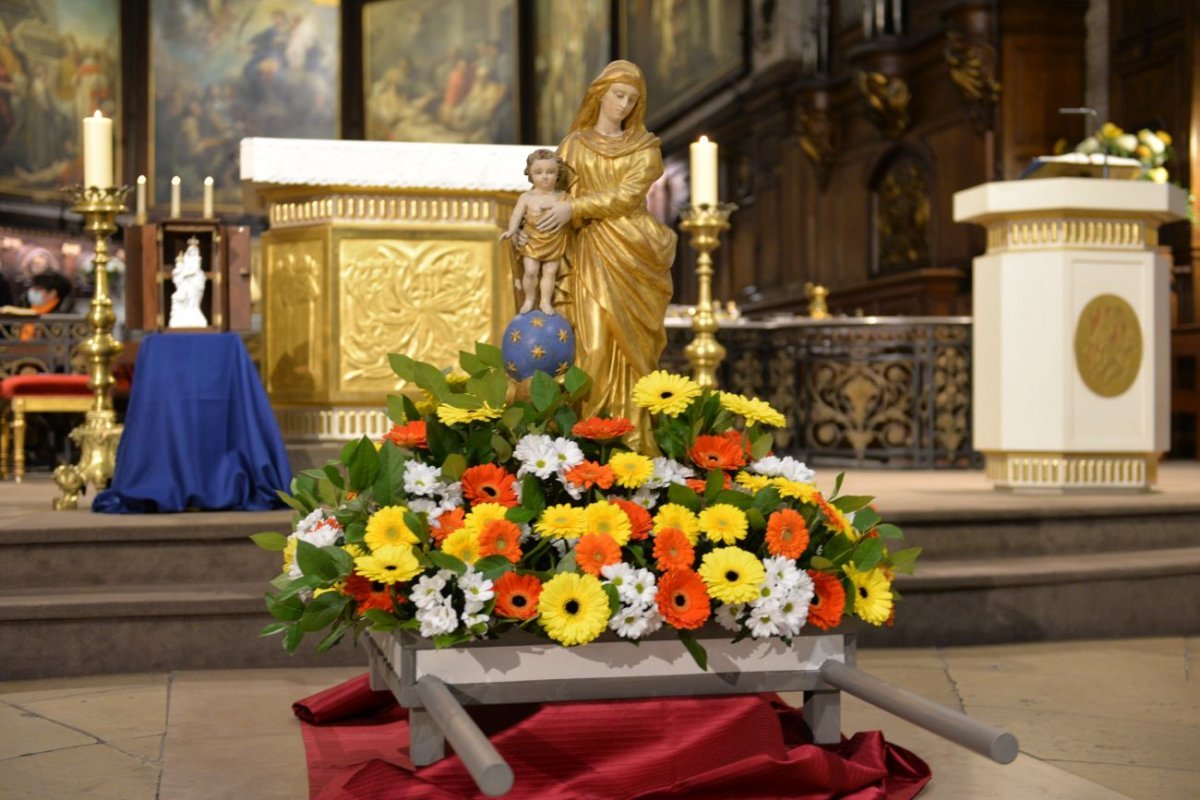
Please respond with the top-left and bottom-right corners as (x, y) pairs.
(715, 602), (745, 632)
(294, 518), (340, 549)
(551, 538), (571, 557)
(518, 522), (535, 543)
(601, 561), (634, 589)
(417, 603), (458, 638)
(514, 434), (558, 478)
(630, 487), (659, 509)
(776, 593), (811, 636)
(762, 556), (802, 591)
(463, 598), (485, 616)
(1116, 133), (1138, 153)
(411, 573), (448, 609)
(407, 498), (444, 524)
(439, 481), (463, 507)
(551, 438), (585, 472)
(750, 455), (815, 484)
(646, 457), (695, 489)
(747, 608), (782, 639)
(404, 462), (443, 497)
(462, 611), (490, 630)
(457, 569), (494, 604)
(558, 472), (585, 500)
(609, 604), (656, 639)
(624, 568), (658, 606)
(293, 507), (326, 538)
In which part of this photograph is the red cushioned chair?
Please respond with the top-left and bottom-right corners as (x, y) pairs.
(0, 374), (93, 482)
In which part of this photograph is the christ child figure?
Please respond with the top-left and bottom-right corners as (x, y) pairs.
(500, 149), (568, 315)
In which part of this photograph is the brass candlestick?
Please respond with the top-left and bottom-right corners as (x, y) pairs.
(680, 203), (736, 388)
(53, 185), (131, 510)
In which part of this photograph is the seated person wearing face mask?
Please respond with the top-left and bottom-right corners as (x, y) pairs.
(0, 272), (75, 341)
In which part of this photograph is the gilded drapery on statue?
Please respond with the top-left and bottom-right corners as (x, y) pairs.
(552, 61), (677, 447)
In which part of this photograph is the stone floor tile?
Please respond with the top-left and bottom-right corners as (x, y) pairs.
(944, 638), (1186, 678)
(0, 741), (159, 800)
(0, 672), (167, 705)
(855, 646), (945, 672)
(159, 732), (306, 800)
(0, 701), (95, 760)
(14, 683), (168, 742)
(1047, 760), (1200, 800)
(109, 733), (165, 764)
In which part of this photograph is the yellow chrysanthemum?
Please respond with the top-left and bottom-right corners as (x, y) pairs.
(364, 505), (418, 550)
(632, 370), (702, 417)
(282, 537), (297, 573)
(441, 527), (481, 564)
(652, 503), (701, 544)
(446, 371), (471, 389)
(585, 501), (632, 546)
(535, 504), (588, 539)
(844, 562), (894, 626)
(461, 503), (509, 538)
(698, 547), (765, 604)
(1157, 130), (1172, 146)
(607, 452), (654, 489)
(354, 545), (422, 585)
(342, 543), (367, 559)
(698, 503), (749, 545)
(735, 471), (772, 493)
(771, 478), (820, 503)
(1100, 122), (1123, 138)
(436, 402), (504, 426)
(414, 390), (438, 416)
(718, 392), (787, 427)
(537, 572), (611, 646)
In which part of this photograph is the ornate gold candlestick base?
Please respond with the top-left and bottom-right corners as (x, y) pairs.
(53, 185), (130, 510)
(680, 203), (736, 388)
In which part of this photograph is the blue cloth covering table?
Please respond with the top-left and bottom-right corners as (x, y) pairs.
(93, 333), (291, 513)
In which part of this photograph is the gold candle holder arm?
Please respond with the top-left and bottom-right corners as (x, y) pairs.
(53, 184), (131, 510)
(680, 202), (736, 389)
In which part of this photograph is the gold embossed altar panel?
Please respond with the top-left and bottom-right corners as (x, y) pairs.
(264, 234), (327, 403)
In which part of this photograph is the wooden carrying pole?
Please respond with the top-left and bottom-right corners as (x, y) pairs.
(415, 676), (515, 797)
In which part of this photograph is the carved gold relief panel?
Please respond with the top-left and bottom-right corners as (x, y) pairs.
(265, 237), (325, 400)
(337, 236), (496, 398)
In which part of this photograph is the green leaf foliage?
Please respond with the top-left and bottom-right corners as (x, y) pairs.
(850, 537), (884, 572)
(258, 621), (289, 638)
(295, 540), (340, 582)
(386, 394), (409, 424)
(474, 555), (515, 580)
(521, 475), (546, 514)
(265, 592), (305, 621)
(388, 353), (418, 382)
(704, 469), (725, 504)
(889, 546), (922, 574)
(750, 431), (774, 460)
(459, 349), (488, 376)
(474, 341), (505, 371)
(298, 591), (346, 632)
(667, 482), (701, 513)
(372, 442), (406, 508)
(713, 489), (753, 510)
(250, 531), (288, 551)
(563, 366), (590, 398)
(283, 624), (306, 653)
(852, 507), (882, 532)
(531, 371), (560, 412)
(873, 523), (905, 540)
(602, 583), (621, 615)
(344, 437), (382, 492)
(427, 551), (467, 575)
(833, 495), (874, 514)
(315, 622), (350, 653)
(678, 631), (708, 671)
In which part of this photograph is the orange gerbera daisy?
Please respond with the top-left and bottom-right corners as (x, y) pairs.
(816, 495), (856, 539)
(461, 464), (519, 508)
(478, 518), (523, 563)
(657, 569), (711, 630)
(721, 429), (753, 457)
(652, 527), (695, 571)
(493, 572), (542, 620)
(685, 473), (731, 495)
(575, 533), (622, 576)
(343, 572), (403, 614)
(572, 416), (635, 440)
(611, 499), (652, 541)
(429, 506), (465, 544)
(765, 508), (810, 559)
(688, 434), (747, 472)
(807, 570), (847, 631)
(565, 460), (615, 490)
(384, 420), (427, 449)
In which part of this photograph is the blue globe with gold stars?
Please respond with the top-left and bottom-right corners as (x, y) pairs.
(501, 311), (576, 381)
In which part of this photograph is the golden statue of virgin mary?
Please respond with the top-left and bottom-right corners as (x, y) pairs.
(535, 61), (677, 449)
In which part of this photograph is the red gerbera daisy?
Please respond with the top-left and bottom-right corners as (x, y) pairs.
(611, 499), (652, 541)
(565, 460), (615, 490)
(688, 434), (747, 471)
(657, 569), (710, 630)
(652, 527), (695, 571)
(384, 420), (427, 449)
(461, 464), (519, 507)
(572, 416), (635, 440)
(807, 571), (846, 631)
(494, 572), (542, 620)
(429, 506), (465, 544)
(478, 518), (523, 563)
(575, 533), (622, 576)
(765, 508), (809, 559)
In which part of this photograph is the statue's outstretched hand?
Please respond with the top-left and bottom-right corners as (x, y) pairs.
(536, 201), (572, 234)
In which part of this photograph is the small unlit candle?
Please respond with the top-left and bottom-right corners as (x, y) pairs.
(135, 175), (146, 223)
(202, 176), (214, 218)
(170, 176), (181, 217)
(689, 136), (718, 207)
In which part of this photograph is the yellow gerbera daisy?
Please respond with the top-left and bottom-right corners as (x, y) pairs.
(441, 527), (481, 564)
(632, 371), (702, 417)
(607, 452), (654, 489)
(718, 392), (787, 427)
(365, 505), (418, 550)
(698, 503), (749, 545)
(355, 544), (422, 584)
(844, 562), (893, 626)
(735, 471), (772, 493)
(461, 503), (509, 538)
(535, 504), (587, 539)
(342, 543), (367, 559)
(537, 572), (611, 646)
(652, 503), (701, 544)
(436, 402), (504, 426)
(585, 501), (632, 546)
(771, 478), (820, 503)
(698, 547), (765, 604)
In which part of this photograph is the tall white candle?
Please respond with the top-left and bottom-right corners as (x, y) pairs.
(135, 175), (146, 223)
(202, 176), (214, 218)
(690, 135), (718, 207)
(82, 110), (113, 188)
(170, 176), (181, 217)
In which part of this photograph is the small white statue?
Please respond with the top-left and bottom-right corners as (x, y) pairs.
(169, 237), (209, 328)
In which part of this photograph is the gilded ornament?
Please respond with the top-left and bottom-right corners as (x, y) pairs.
(855, 71), (911, 140)
(1073, 294), (1142, 398)
(944, 30), (1000, 132)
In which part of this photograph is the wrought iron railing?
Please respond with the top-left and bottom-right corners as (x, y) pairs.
(664, 316), (977, 468)
(0, 314), (90, 378)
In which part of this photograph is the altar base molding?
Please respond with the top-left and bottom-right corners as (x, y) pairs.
(955, 178), (1188, 492)
(241, 138), (528, 442)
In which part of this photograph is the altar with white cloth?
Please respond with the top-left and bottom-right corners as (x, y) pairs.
(240, 138), (538, 442)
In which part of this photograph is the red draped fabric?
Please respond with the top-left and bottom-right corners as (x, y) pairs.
(294, 675), (931, 800)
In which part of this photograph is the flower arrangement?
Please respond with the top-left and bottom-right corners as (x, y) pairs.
(253, 343), (920, 668)
(1072, 122), (1173, 183)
